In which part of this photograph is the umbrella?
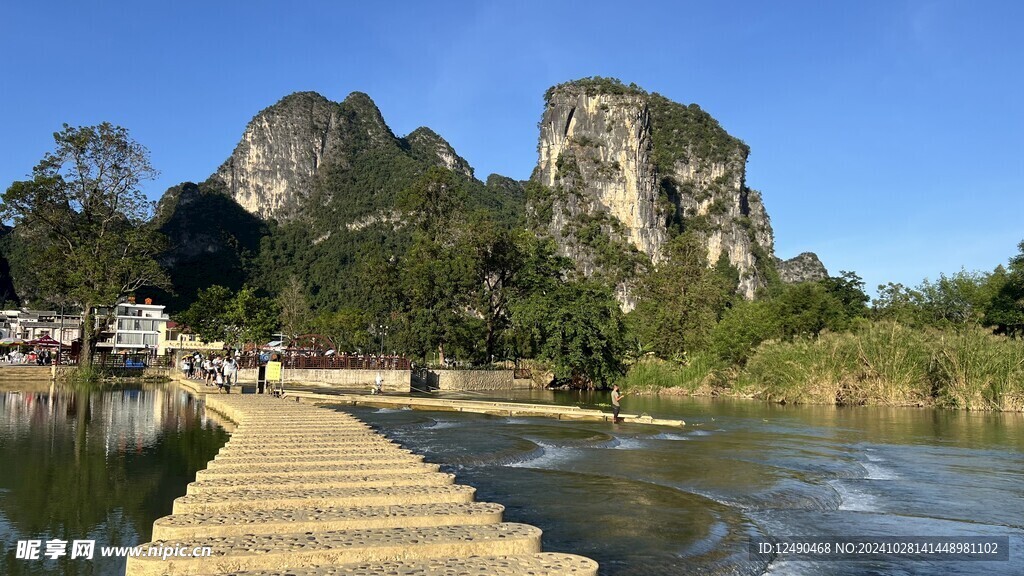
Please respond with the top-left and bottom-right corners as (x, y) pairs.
(0, 337), (26, 346)
(28, 335), (61, 348)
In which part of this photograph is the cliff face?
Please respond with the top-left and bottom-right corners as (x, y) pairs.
(207, 91), (445, 222)
(777, 252), (829, 284)
(532, 79), (776, 300)
(210, 92), (341, 220)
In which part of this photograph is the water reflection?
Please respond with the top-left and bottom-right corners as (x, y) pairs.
(0, 383), (228, 576)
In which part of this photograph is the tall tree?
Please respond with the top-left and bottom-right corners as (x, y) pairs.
(629, 232), (732, 359)
(1, 123), (168, 366)
(277, 276), (312, 339)
(985, 241), (1024, 336)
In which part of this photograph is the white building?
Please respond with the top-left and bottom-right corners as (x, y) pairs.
(95, 298), (170, 355)
(1, 309), (83, 344)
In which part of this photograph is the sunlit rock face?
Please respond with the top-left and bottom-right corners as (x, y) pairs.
(533, 80), (776, 302)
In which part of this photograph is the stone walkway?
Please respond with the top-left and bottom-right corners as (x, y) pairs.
(126, 395), (598, 576)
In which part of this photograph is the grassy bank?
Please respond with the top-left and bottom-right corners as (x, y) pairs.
(619, 322), (1024, 411)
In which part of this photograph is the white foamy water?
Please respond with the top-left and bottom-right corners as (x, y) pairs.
(507, 442), (580, 469)
(861, 461), (899, 480)
(831, 480), (881, 512)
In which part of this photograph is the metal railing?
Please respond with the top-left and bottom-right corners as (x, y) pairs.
(236, 354), (410, 371)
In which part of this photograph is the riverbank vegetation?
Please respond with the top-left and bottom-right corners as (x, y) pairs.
(619, 250), (1024, 411)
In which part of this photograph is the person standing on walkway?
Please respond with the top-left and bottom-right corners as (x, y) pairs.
(223, 355), (238, 391)
(611, 384), (624, 423)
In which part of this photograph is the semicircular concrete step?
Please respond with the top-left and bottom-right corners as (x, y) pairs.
(217, 552), (599, 576)
(195, 461), (440, 480)
(152, 502), (505, 540)
(172, 484), (476, 515)
(185, 472), (455, 495)
(126, 523), (541, 576)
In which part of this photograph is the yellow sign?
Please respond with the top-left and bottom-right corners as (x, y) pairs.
(266, 361), (282, 381)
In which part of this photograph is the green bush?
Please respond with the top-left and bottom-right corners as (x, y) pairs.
(619, 354), (726, 393)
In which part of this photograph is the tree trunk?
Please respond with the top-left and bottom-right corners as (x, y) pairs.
(80, 304), (93, 368)
(485, 317), (495, 364)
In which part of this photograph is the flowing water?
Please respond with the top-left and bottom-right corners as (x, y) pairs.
(0, 383), (228, 575)
(337, 391), (1024, 575)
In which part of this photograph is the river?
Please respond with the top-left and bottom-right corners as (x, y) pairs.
(337, 390), (1024, 575)
(0, 384), (1020, 575)
(0, 383), (228, 576)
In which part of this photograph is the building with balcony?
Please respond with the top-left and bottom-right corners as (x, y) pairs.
(95, 298), (169, 355)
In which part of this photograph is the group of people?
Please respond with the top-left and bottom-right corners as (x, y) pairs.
(180, 352), (238, 393)
(3, 349), (55, 365)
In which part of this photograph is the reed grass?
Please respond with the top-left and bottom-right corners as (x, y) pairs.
(736, 322), (1024, 410)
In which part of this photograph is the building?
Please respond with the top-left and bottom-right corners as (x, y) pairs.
(158, 321), (225, 356)
(0, 309), (83, 345)
(94, 298), (170, 355)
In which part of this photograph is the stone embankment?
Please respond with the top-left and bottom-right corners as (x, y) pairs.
(126, 395), (598, 576)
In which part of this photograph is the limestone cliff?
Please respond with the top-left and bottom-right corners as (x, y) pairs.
(776, 252), (829, 284)
(210, 92), (341, 220)
(207, 91), (470, 223)
(532, 78), (776, 300)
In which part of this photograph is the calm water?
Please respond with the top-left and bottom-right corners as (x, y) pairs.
(338, 391), (1024, 575)
(0, 383), (228, 576)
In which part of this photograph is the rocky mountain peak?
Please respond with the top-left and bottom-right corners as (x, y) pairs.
(776, 252), (829, 284)
(209, 91), (341, 220)
(532, 77), (776, 301)
(404, 127), (474, 179)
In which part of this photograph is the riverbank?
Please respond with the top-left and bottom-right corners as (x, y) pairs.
(620, 324), (1024, 412)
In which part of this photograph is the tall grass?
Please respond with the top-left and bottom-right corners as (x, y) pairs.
(619, 353), (725, 393)
(930, 330), (1024, 410)
(737, 322), (1024, 410)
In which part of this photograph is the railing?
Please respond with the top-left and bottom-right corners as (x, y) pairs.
(236, 354), (411, 371)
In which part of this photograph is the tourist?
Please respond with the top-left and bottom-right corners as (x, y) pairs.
(611, 384), (623, 424)
(223, 355), (238, 390)
(373, 371), (383, 395)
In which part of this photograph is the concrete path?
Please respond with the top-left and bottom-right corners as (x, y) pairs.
(126, 395), (598, 576)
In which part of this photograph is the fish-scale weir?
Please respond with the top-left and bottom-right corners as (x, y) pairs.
(126, 395), (598, 576)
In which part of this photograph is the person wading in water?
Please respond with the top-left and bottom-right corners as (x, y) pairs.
(611, 384), (625, 424)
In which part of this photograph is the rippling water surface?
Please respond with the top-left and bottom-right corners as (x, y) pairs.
(339, 391), (1024, 576)
(0, 383), (228, 575)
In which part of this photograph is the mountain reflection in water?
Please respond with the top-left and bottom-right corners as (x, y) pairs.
(0, 384), (228, 576)
(338, 392), (1023, 576)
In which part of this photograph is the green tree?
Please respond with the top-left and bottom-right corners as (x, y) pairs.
(225, 287), (279, 348)
(629, 233), (732, 359)
(916, 270), (992, 327)
(984, 241), (1024, 336)
(775, 281), (848, 337)
(711, 299), (783, 364)
(457, 217), (523, 362)
(820, 271), (869, 319)
(176, 285), (278, 348)
(176, 285), (233, 343)
(311, 308), (373, 352)
(395, 167), (467, 240)
(277, 275), (313, 339)
(1, 123), (168, 366)
(872, 282), (923, 324)
(511, 279), (626, 387)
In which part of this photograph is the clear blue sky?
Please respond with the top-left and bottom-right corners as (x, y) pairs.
(1, 1), (1021, 295)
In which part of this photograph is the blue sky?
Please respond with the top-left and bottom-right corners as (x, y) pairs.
(1, 1), (1021, 295)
